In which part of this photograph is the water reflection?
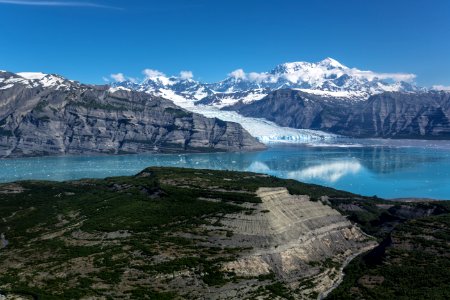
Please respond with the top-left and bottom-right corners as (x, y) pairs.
(356, 147), (443, 174)
(246, 161), (271, 173)
(286, 160), (362, 183)
(0, 141), (450, 199)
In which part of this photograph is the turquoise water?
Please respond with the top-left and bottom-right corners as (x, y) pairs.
(1, 140), (450, 199)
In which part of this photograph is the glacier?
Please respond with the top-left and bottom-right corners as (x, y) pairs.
(191, 106), (336, 143)
(153, 89), (337, 144)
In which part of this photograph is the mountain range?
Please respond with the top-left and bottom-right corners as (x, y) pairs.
(112, 58), (450, 139)
(1, 58), (450, 158)
(113, 58), (422, 108)
(227, 89), (450, 138)
(0, 71), (264, 158)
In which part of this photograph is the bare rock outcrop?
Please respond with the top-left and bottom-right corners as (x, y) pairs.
(204, 187), (377, 299)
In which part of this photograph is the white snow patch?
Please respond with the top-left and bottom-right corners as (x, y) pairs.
(0, 84), (14, 90)
(296, 89), (369, 100)
(17, 72), (48, 80)
(155, 89), (191, 103)
(193, 87), (209, 100)
(4, 78), (27, 84)
(109, 86), (131, 93)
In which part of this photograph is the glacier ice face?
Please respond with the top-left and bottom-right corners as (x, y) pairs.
(192, 106), (336, 143)
(153, 91), (336, 144)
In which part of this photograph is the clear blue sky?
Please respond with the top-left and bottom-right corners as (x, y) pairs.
(0, 0), (449, 87)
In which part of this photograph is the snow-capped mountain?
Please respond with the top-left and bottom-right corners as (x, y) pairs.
(113, 75), (212, 101)
(0, 71), (79, 91)
(112, 58), (421, 107)
(0, 69), (337, 148)
(0, 70), (265, 157)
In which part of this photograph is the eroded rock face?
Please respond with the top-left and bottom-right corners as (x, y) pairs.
(230, 89), (450, 138)
(205, 187), (377, 299)
(0, 72), (265, 158)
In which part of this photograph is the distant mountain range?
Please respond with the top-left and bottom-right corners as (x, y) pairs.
(113, 58), (423, 108)
(111, 58), (450, 139)
(1, 58), (449, 149)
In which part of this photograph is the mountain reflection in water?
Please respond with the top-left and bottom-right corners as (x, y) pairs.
(0, 140), (449, 199)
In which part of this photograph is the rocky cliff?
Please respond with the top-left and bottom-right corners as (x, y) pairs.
(229, 89), (450, 138)
(209, 187), (376, 299)
(0, 71), (265, 158)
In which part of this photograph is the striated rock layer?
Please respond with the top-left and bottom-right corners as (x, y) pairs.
(204, 187), (377, 299)
(0, 72), (265, 158)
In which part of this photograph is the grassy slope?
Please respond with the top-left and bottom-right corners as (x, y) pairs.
(326, 199), (450, 300)
(0, 167), (448, 299)
(0, 167), (365, 299)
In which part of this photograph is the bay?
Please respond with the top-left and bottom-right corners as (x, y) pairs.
(1, 139), (450, 200)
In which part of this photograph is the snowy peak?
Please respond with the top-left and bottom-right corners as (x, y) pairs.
(111, 58), (421, 107)
(142, 75), (175, 87)
(0, 71), (79, 92)
(115, 75), (210, 102)
(17, 72), (50, 80)
(271, 58), (347, 75)
(17, 72), (73, 88)
(209, 57), (419, 100)
(318, 57), (348, 69)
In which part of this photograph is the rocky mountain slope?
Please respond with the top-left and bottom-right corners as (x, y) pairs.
(0, 71), (265, 158)
(228, 89), (450, 138)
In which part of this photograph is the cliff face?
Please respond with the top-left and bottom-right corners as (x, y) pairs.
(229, 89), (450, 138)
(212, 187), (376, 299)
(0, 72), (265, 158)
(342, 92), (450, 138)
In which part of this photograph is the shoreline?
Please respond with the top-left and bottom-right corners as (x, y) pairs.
(388, 197), (449, 202)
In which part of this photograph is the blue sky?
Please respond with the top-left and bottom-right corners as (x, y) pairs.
(0, 0), (449, 87)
